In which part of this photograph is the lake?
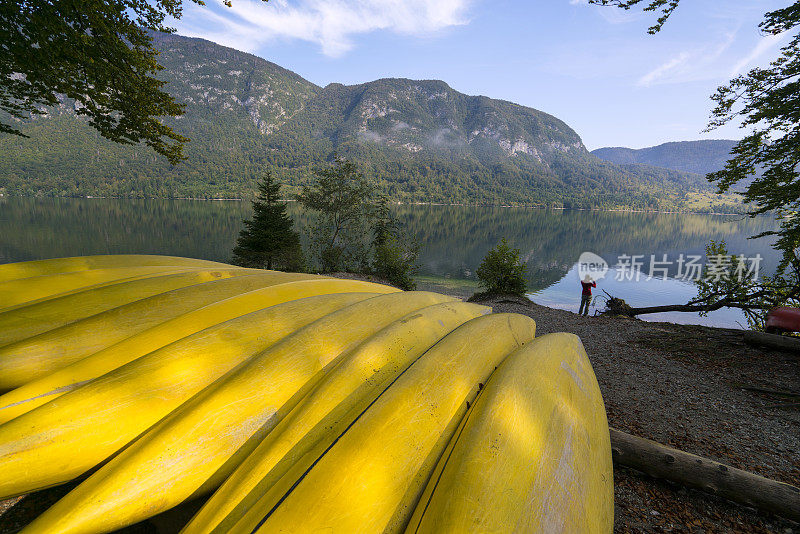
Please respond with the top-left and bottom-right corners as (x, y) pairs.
(0, 197), (780, 328)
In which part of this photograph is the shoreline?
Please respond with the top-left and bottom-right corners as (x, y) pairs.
(416, 277), (751, 330)
(0, 195), (752, 217)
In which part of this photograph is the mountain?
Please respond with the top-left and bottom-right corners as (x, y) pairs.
(0, 31), (716, 210)
(591, 140), (738, 176)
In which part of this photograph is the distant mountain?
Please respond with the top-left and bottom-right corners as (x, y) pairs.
(0, 32), (716, 210)
(592, 140), (738, 176)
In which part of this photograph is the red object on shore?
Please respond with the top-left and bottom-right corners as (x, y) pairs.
(765, 307), (800, 334)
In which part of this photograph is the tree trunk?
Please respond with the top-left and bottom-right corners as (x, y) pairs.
(625, 301), (732, 316)
(600, 291), (741, 318)
(610, 428), (800, 522)
(743, 330), (800, 352)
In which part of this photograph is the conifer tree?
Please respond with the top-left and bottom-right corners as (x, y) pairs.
(231, 172), (304, 271)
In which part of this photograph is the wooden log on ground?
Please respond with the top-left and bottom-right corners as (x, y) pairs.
(743, 330), (800, 353)
(610, 427), (800, 522)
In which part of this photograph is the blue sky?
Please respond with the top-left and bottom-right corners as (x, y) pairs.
(171, 0), (790, 150)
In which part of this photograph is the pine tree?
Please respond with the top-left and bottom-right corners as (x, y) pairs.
(231, 172), (304, 271)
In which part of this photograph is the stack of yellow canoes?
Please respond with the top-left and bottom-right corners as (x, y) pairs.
(0, 255), (614, 533)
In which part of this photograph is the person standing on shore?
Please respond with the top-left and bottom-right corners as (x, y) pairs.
(579, 275), (596, 316)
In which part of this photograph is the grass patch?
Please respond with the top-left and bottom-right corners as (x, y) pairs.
(414, 275), (480, 298)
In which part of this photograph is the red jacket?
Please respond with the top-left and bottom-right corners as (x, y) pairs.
(581, 281), (596, 296)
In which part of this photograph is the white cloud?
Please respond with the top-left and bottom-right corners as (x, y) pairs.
(635, 30), (738, 87)
(637, 52), (691, 87)
(729, 32), (789, 76)
(175, 0), (471, 57)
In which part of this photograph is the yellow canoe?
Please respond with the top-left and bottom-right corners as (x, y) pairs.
(0, 254), (227, 283)
(0, 266), (233, 312)
(406, 333), (614, 533)
(0, 268), (255, 352)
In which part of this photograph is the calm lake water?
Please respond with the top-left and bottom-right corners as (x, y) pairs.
(0, 197), (781, 328)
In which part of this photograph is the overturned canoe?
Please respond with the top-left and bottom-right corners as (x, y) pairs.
(406, 333), (613, 533)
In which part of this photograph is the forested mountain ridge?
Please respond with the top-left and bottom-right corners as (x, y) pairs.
(0, 32), (722, 210)
(592, 140), (739, 176)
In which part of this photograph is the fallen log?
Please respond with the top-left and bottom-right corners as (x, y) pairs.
(610, 427), (800, 522)
(600, 292), (769, 319)
(744, 330), (800, 353)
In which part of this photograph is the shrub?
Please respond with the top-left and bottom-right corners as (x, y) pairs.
(374, 234), (419, 291)
(476, 238), (528, 296)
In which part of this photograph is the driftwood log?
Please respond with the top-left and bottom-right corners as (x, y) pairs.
(600, 290), (751, 318)
(610, 428), (800, 522)
(743, 330), (800, 353)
